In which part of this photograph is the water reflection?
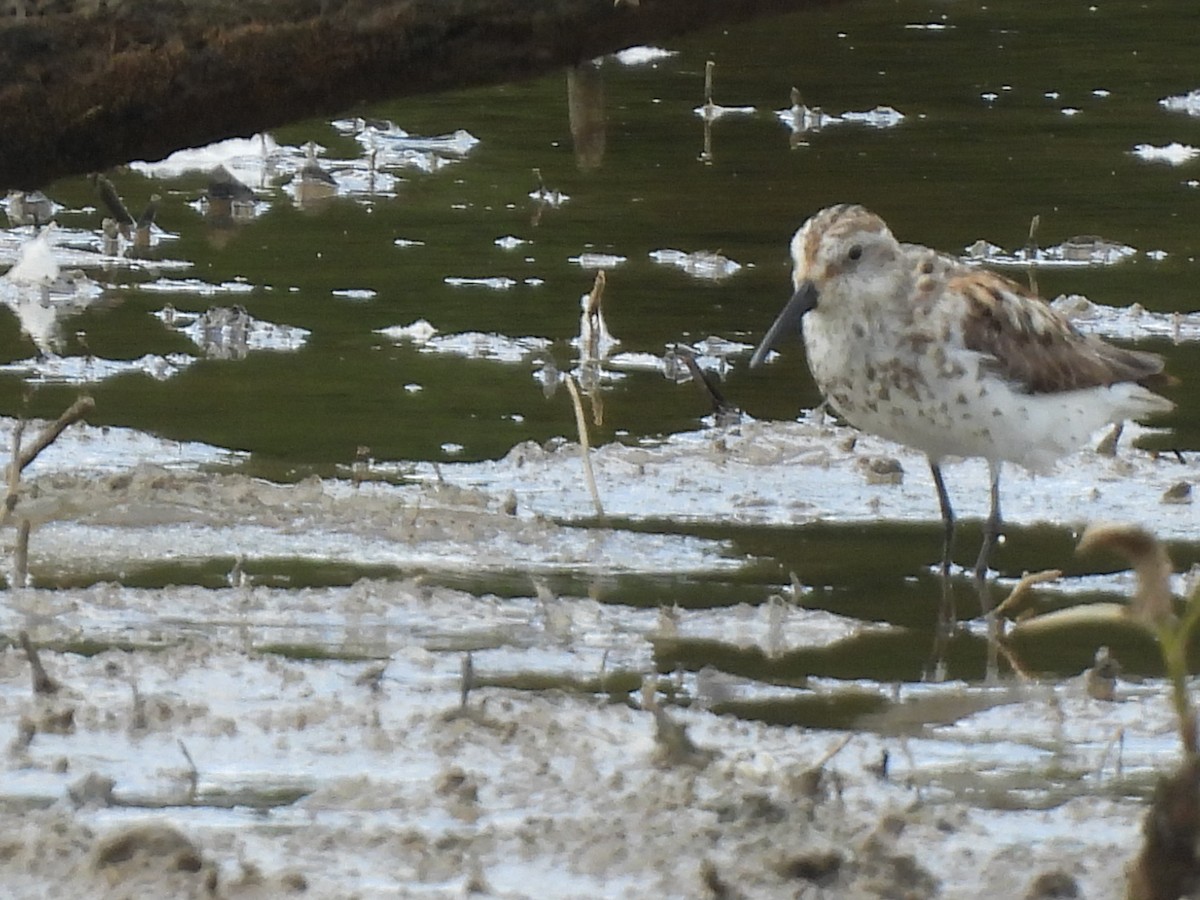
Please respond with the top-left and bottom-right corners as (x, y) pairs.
(567, 60), (606, 170)
(4, 190), (56, 227)
(0, 4), (1194, 680)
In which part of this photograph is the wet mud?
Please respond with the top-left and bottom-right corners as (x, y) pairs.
(0, 416), (1191, 897)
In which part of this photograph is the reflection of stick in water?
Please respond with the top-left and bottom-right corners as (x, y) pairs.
(1025, 213), (1040, 296)
(567, 60), (606, 171)
(582, 270), (606, 361)
(699, 60), (716, 164)
(564, 374), (604, 519)
(578, 271), (611, 427)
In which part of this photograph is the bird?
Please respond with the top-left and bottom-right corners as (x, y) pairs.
(749, 204), (1174, 606)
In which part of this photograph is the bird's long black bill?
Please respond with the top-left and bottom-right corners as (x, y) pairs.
(748, 280), (819, 368)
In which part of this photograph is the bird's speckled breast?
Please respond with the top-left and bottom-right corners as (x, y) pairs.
(801, 301), (1011, 462)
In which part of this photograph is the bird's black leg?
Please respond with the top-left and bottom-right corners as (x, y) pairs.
(928, 458), (955, 579)
(926, 458), (956, 681)
(973, 460), (1003, 611)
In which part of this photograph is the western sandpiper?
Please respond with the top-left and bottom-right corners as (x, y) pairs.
(750, 204), (1174, 605)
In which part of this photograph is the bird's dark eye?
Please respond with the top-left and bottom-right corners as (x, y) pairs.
(848, 244), (863, 261)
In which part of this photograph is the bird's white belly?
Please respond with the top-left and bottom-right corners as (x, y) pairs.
(802, 319), (1126, 470)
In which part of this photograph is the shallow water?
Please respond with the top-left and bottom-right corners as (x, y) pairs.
(1, 0), (1198, 664)
(2, 4), (1200, 895)
(5, 1), (1199, 459)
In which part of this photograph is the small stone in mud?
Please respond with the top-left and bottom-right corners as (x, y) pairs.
(281, 870), (309, 892)
(700, 859), (735, 899)
(465, 857), (491, 893)
(1161, 481), (1192, 504)
(777, 848), (842, 883)
(68, 772), (115, 808)
(859, 456), (904, 485)
(34, 706), (74, 735)
(651, 706), (715, 768)
(862, 853), (938, 898)
(355, 663), (388, 693)
(1025, 868), (1079, 898)
(92, 822), (207, 874)
(1094, 422), (1123, 457)
(715, 792), (786, 825)
(866, 748), (889, 779)
(436, 766), (480, 804)
(790, 765), (826, 799)
(501, 490), (518, 515)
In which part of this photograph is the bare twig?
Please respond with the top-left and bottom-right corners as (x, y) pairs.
(992, 568), (1062, 619)
(2, 396), (92, 583)
(5, 420), (24, 518)
(14, 396), (95, 476)
(812, 733), (853, 771)
(1025, 213), (1040, 254)
(5, 396), (95, 525)
(583, 270), (606, 362)
(1025, 213), (1040, 296)
(1095, 726), (1125, 780)
(564, 374), (605, 518)
(178, 740), (199, 802)
(129, 679), (147, 731)
(90, 173), (135, 231)
(460, 652), (475, 709)
(18, 631), (60, 695)
(675, 345), (739, 421)
(1078, 523), (1175, 630)
(793, 733), (854, 796)
(12, 519), (30, 587)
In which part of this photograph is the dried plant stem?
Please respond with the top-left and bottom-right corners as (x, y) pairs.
(583, 270), (606, 361)
(13, 519), (30, 588)
(460, 652), (475, 709)
(1134, 586), (1200, 900)
(4, 396), (95, 521)
(5, 420), (23, 518)
(16, 396), (95, 475)
(813, 734), (853, 771)
(1025, 213), (1040, 296)
(1158, 617), (1200, 756)
(564, 374), (605, 519)
(1095, 726), (1125, 780)
(178, 740), (199, 802)
(1078, 525), (1200, 898)
(18, 631), (59, 695)
(993, 568), (1061, 619)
